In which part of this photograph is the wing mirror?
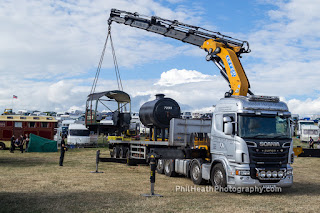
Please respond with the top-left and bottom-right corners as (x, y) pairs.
(223, 116), (233, 135)
(223, 117), (232, 122)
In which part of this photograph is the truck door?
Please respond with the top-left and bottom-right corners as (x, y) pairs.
(211, 113), (236, 161)
(222, 114), (236, 162)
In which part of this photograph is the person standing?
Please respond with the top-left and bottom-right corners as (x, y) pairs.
(15, 137), (20, 151)
(59, 135), (66, 166)
(19, 135), (24, 153)
(309, 136), (314, 149)
(10, 135), (15, 153)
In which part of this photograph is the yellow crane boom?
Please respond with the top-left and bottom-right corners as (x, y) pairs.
(202, 39), (250, 96)
(108, 9), (253, 96)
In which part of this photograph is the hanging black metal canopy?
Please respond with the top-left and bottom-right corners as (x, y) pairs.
(87, 90), (131, 103)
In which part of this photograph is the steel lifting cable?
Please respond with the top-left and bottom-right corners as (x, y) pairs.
(88, 28), (110, 122)
(109, 34), (125, 111)
(110, 33), (123, 91)
(90, 25), (111, 95)
(90, 24), (123, 95)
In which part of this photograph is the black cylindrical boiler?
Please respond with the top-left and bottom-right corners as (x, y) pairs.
(139, 94), (181, 129)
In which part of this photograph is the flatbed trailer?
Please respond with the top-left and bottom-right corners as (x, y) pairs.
(108, 139), (207, 161)
(103, 118), (211, 185)
(107, 117), (211, 160)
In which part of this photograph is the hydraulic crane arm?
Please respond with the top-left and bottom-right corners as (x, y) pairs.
(108, 9), (253, 96)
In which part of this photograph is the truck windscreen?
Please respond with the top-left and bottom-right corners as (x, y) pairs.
(238, 115), (290, 139)
(69, 130), (90, 136)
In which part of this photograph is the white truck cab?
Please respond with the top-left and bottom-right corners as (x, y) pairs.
(202, 95), (294, 188)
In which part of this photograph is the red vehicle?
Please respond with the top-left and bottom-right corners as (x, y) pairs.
(0, 115), (58, 150)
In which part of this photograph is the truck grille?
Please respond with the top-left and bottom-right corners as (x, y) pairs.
(246, 140), (290, 166)
(246, 140), (291, 182)
(248, 147), (289, 165)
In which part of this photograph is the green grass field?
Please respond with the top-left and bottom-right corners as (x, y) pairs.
(1, 145), (320, 213)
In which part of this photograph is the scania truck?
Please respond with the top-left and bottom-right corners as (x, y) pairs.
(168, 95), (293, 188)
(104, 93), (294, 188)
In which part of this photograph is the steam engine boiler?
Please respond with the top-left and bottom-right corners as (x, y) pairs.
(139, 94), (180, 141)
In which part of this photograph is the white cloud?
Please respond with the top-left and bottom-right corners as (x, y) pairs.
(48, 81), (74, 103)
(67, 105), (85, 113)
(155, 68), (215, 86)
(0, 0), (211, 113)
(0, 0), (205, 80)
(145, 69), (226, 110)
(287, 98), (320, 115)
(0, 76), (92, 112)
(1, 66), (319, 117)
(247, 0), (320, 68)
(1, 0), (320, 117)
(192, 106), (215, 113)
(5, 68), (223, 113)
(239, 0), (320, 115)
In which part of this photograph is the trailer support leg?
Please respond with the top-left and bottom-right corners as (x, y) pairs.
(141, 155), (162, 197)
(90, 150), (104, 173)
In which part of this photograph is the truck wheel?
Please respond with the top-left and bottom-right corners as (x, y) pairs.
(164, 159), (176, 177)
(112, 147), (119, 158)
(119, 147), (124, 158)
(211, 163), (227, 188)
(0, 142), (5, 150)
(190, 161), (205, 185)
(156, 159), (164, 174)
(125, 147), (130, 159)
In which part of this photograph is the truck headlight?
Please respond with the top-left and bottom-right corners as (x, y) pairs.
(278, 171), (284, 178)
(266, 171), (272, 178)
(272, 171), (278, 178)
(260, 170), (266, 178)
(286, 169), (293, 176)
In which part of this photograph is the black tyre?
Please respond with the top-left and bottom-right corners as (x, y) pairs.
(156, 159), (164, 174)
(164, 159), (176, 177)
(125, 147), (130, 159)
(119, 146), (124, 158)
(0, 142), (5, 150)
(190, 160), (205, 185)
(112, 147), (119, 158)
(211, 163), (227, 187)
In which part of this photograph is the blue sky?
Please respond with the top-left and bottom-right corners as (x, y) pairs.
(97, 0), (279, 80)
(0, 0), (320, 115)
